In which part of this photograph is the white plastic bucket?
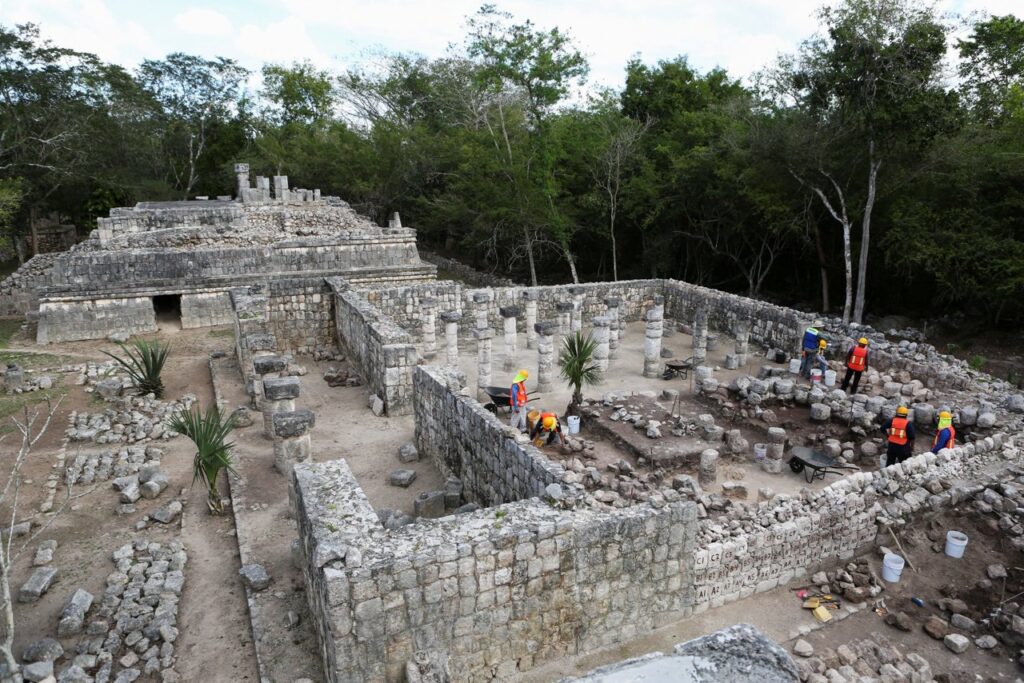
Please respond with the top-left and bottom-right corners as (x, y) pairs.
(566, 415), (581, 435)
(882, 553), (905, 583)
(945, 530), (968, 558)
(788, 358), (801, 374)
(824, 369), (837, 387)
(810, 369), (823, 384)
(754, 443), (767, 461)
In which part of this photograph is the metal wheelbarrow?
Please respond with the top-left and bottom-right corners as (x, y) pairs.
(787, 446), (860, 483)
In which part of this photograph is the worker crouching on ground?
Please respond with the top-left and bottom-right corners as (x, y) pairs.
(931, 411), (956, 453)
(882, 406), (915, 466)
(530, 411), (566, 447)
(812, 339), (829, 377)
(841, 337), (869, 394)
(800, 322), (824, 378)
(510, 369), (529, 432)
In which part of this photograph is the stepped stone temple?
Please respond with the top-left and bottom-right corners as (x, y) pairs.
(22, 164), (435, 344)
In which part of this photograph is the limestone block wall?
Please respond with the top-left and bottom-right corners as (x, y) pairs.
(97, 205), (243, 244)
(36, 296), (156, 344)
(292, 459), (698, 683)
(328, 278), (417, 415)
(267, 278), (335, 354)
(413, 365), (580, 506)
(180, 291), (234, 329)
(230, 285), (272, 397)
(419, 250), (519, 287)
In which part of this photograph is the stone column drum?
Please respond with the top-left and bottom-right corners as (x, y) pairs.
(699, 449), (719, 487)
(535, 321), (558, 392)
(642, 307), (664, 378)
(420, 297), (438, 359)
(604, 297), (621, 358)
(473, 291), (492, 334)
(764, 426), (787, 474)
(500, 306), (520, 372)
(273, 409), (314, 475)
(262, 376), (300, 440)
(592, 316), (610, 374)
(692, 309), (709, 366)
(440, 311), (461, 368)
(252, 354), (287, 409)
(475, 328), (493, 403)
(234, 163), (250, 199)
(523, 290), (539, 350)
(734, 320), (751, 367)
(570, 287), (586, 333)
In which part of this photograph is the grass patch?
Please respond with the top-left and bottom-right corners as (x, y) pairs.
(0, 384), (68, 435)
(0, 350), (72, 370)
(208, 327), (235, 338)
(0, 319), (23, 348)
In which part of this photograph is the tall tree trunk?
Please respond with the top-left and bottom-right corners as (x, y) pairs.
(523, 226), (538, 286)
(563, 243), (580, 284)
(842, 219), (853, 325)
(812, 221), (830, 313)
(29, 207), (38, 258)
(853, 144), (881, 324)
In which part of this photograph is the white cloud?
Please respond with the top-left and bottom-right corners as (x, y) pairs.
(173, 7), (233, 37)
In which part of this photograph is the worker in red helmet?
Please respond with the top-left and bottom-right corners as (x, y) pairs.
(881, 405), (916, 467)
(841, 337), (870, 394)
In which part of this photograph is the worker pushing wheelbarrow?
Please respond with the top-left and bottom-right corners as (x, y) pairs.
(483, 369), (540, 433)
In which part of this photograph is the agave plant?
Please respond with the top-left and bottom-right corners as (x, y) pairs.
(558, 331), (602, 416)
(168, 404), (237, 514)
(103, 340), (169, 398)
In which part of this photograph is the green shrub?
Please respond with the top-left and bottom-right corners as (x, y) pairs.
(968, 354), (987, 370)
(558, 331), (601, 415)
(103, 340), (169, 398)
(168, 404), (237, 514)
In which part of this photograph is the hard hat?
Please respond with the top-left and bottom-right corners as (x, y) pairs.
(542, 416), (557, 431)
(858, 337), (869, 345)
(514, 369), (529, 382)
(938, 411), (952, 420)
(818, 339), (827, 349)
(896, 406), (909, 416)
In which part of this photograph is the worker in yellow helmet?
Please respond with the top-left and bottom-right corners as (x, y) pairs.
(509, 369), (529, 432)
(931, 411), (956, 453)
(530, 411), (566, 447)
(811, 338), (829, 377)
(841, 337), (870, 394)
(881, 405), (915, 466)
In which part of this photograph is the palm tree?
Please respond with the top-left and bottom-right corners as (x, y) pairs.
(558, 331), (601, 416)
(168, 404), (237, 513)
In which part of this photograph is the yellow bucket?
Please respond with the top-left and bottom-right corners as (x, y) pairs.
(527, 409), (540, 431)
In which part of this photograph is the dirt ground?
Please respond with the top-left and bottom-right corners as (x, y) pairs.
(3, 323), (258, 682)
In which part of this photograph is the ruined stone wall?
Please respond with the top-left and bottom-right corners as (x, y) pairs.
(229, 286), (271, 398)
(0, 253), (57, 317)
(292, 459), (698, 683)
(180, 291), (234, 329)
(97, 205), (243, 244)
(36, 296), (156, 344)
(662, 279), (803, 352)
(419, 250), (519, 287)
(267, 278), (334, 354)
(413, 365), (577, 506)
(328, 278), (417, 415)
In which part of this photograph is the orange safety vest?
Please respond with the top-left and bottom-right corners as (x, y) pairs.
(539, 412), (559, 432)
(848, 345), (867, 371)
(932, 425), (956, 450)
(887, 417), (909, 445)
(510, 381), (528, 407)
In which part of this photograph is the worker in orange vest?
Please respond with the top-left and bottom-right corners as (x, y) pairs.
(530, 411), (566, 447)
(931, 411), (956, 453)
(509, 369), (529, 432)
(841, 337), (869, 394)
(881, 405), (915, 466)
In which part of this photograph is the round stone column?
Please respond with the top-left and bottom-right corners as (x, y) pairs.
(440, 311), (461, 368)
(692, 308), (709, 367)
(555, 302), (573, 336)
(592, 316), (610, 374)
(603, 297), (621, 358)
(262, 376), (300, 440)
(420, 297), (438, 359)
(273, 409), (314, 475)
(500, 306), (520, 372)
(734, 320), (750, 367)
(643, 307), (664, 378)
(535, 321), (558, 392)
(570, 286), (585, 333)
(472, 291), (492, 349)
(523, 289), (539, 350)
(475, 328), (493, 402)
(699, 449), (719, 487)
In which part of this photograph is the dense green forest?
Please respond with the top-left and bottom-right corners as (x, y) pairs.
(1, 0), (1023, 325)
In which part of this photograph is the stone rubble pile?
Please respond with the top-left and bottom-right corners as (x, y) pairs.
(64, 446), (165, 487)
(66, 394), (195, 445)
(791, 633), (935, 683)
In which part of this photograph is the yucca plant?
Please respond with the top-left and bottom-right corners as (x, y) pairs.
(558, 331), (602, 416)
(168, 404), (237, 514)
(103, 340), (169, 398)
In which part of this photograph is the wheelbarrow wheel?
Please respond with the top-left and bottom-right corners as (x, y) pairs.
(484, 403), (498, 415)
(789, 458), (805, 473)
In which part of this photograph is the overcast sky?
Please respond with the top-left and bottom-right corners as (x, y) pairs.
(2, 0), (1019, 89)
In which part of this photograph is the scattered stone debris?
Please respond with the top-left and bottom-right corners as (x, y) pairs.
(239, 564), (272, 591)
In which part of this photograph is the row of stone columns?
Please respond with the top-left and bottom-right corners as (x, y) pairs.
(253, 354), (312, 475)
